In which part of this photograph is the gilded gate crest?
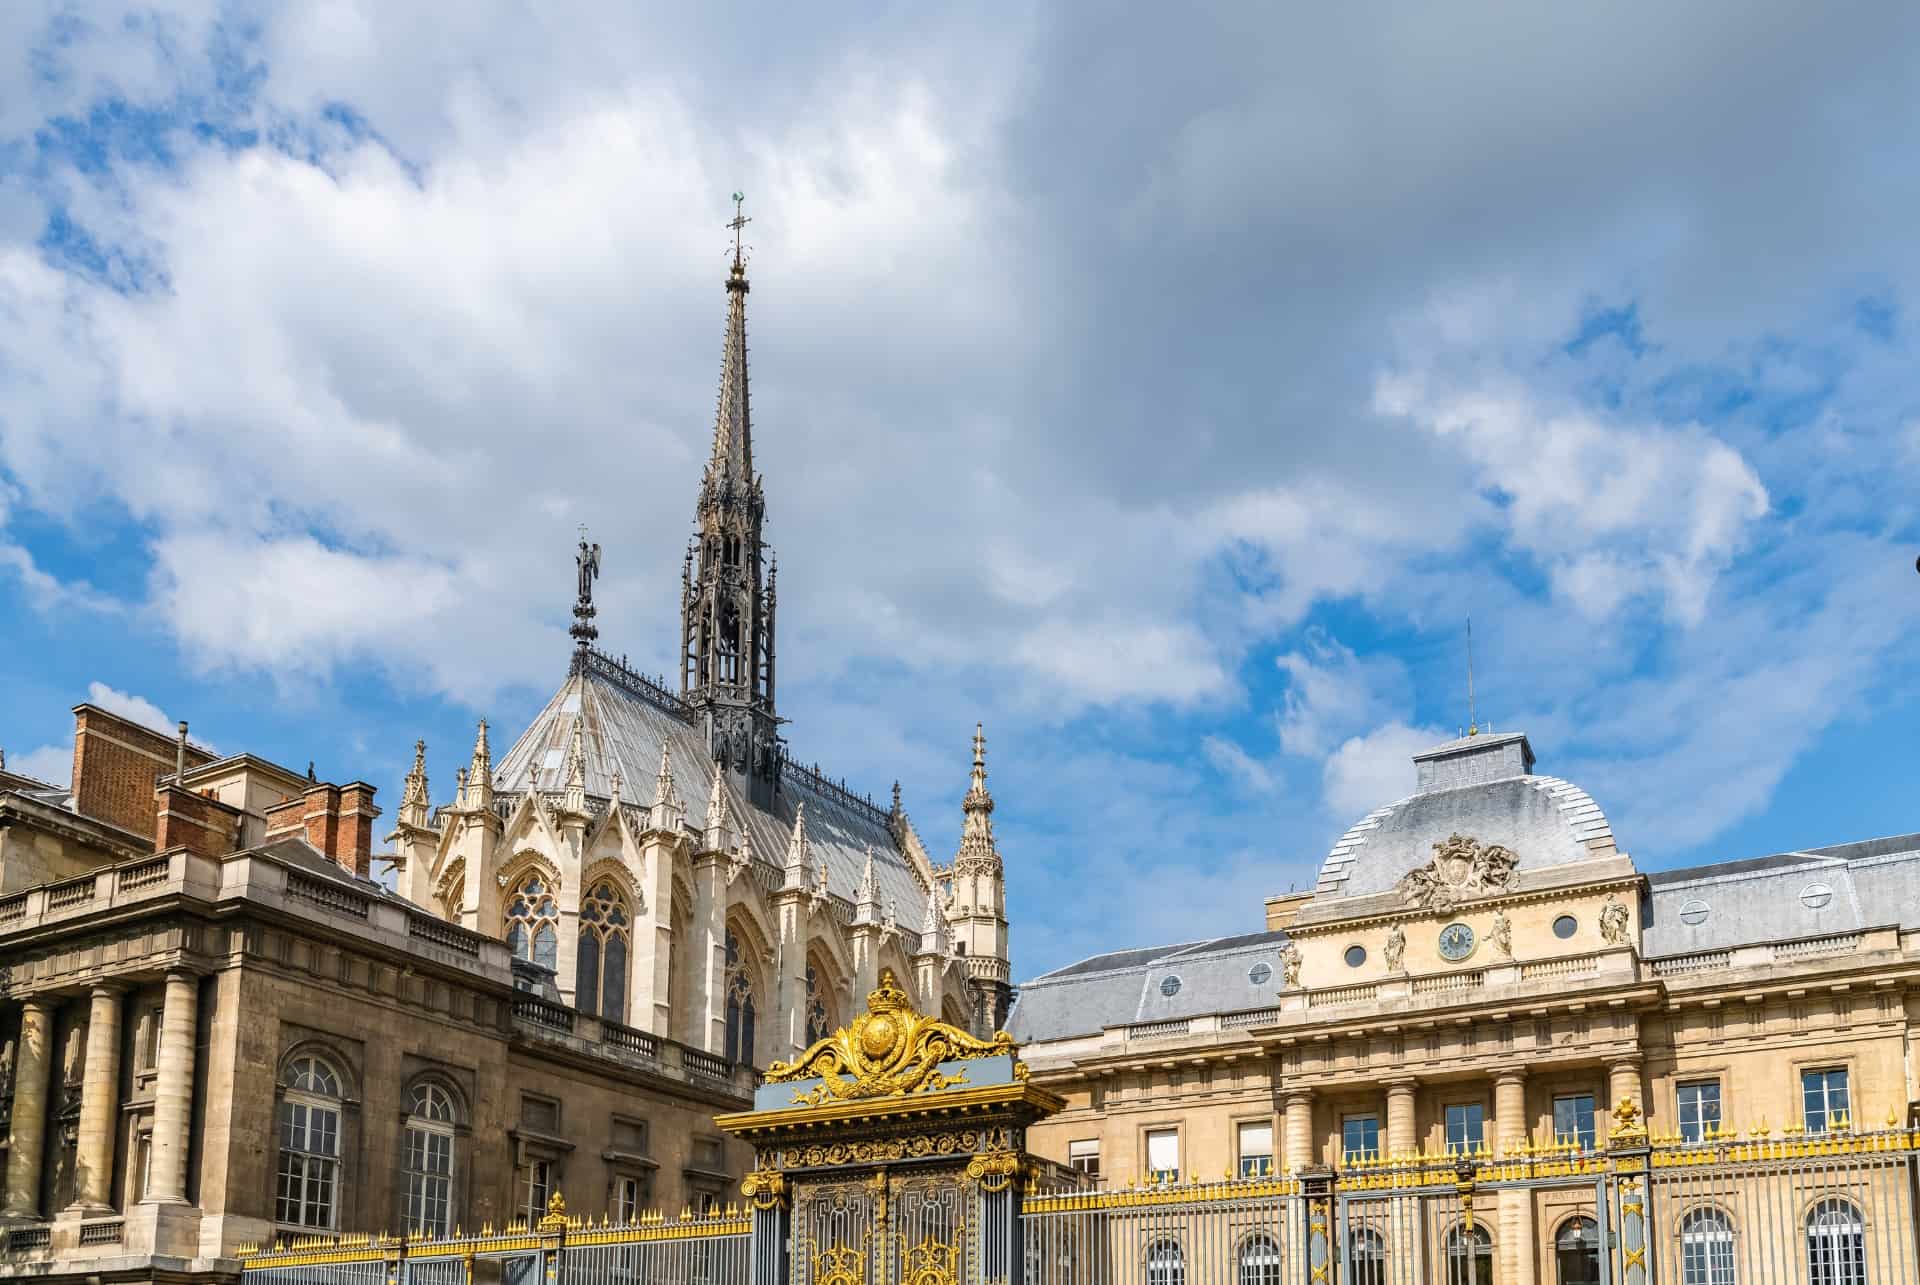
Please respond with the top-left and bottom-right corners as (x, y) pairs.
(765, 969), (1018, 1107)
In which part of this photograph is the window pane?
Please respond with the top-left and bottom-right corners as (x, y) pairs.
(603, 933), (628, 1025)
(1445, 1104), (1484, 1154)
(1553, 1095), (1596, 1149)
(1343, 1115), (1380, 1161)
(577, 931), (601, 1016)
(1146, 1129), (1180, 1179)
(1678, 1081), (1721, 1143)
(534, 923), (558, 972)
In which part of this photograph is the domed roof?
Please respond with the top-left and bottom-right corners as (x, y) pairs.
(1312, 731), (1618, 902)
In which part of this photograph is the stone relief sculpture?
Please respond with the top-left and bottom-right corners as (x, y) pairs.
(1600, 895), (1631, 945)
(1384, 924), (1407, 972)
(1396, 833), (1520, 912)
(1490, 910), (1514, 957)
(1279, 942), (1303, 989)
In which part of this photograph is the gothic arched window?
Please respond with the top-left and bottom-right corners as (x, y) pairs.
(404, 1083), (457, 1237)
(504, 873), (559, 972)
(805, 964), (831, 1044)
(577, 881), (631, 1023)
(724, 930), (757, 1065)
(276, 1054), (344, 1230)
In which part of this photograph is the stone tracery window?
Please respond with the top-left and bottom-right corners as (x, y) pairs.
(404, 1082), (456, 1237)
(724, 930), (757, 1065)
(805, 964), (831, 1043)
(505, 873), (559, 972)
(577, 881), (631, 1023)
(277, 1054), (343, 1230)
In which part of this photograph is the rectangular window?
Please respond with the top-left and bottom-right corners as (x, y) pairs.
(405, 1125), (453, 1237)
(1342, 1114), (1380, 1163)
(1237, 1121), (1274, 1177)
(1553, 1094), (1597, 1150)
(1145, 1128), (1180, 1184)
(1068, 1139), (1102, 1180)
(611, 1116), (649, 1155)
(1677, 1081), (1722, 1143)
(616, 1175), (644, 1224)
(275, 1099), (340, 1228)
(1802, 1068), (1850, 1134)
(1445, 1103), (1485, 1155)
(524, 1159), (553, 1224)
(521, 1095), (560, 1132)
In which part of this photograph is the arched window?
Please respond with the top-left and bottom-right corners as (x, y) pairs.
(1681, 1208), (1736, 1285)
(1348, 1228), (1386, 1285)
(1145, 1239), (1184, 1285)
(1556, 1216), (1601, 1285)
(404, 1083), (456, 1237)
(1807, 1199), (1865, 1285)
(276, 1054), (344, 1229)
(504, 873), (559, 971)
(1238, 1233), (1282, 1285)
(724, 931), (757, 1065)
(805, 964), (831, 1043)
(1445, 1225), (1492, 1285)
(577, 881), (631, 1023)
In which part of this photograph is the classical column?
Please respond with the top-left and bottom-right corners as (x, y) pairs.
(146, 972), (198, 1203)
(1282, 1090), (1315, 1171)
(3, 999), (53, 1218)
(1384, 1078), (1419, 1157)
(1608, 1059), (1644, 1118)
(1494, 1069), (1536, 1285)
(1494, 1069), (1529, 1150)
(70, 985), (123, 1212)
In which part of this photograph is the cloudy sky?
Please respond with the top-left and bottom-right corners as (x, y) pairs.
(3, 2), (1918, 979)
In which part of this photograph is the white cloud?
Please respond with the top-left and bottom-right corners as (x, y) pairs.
(1322, 721), (1444, 822)
(1273, 632), (1409, 759)
(1200, 736), (1277, 795)
(7, 743), (71, 787)
(84, 682), (177, 737)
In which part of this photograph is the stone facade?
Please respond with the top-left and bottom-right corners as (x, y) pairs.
(1008, 729), (1920, 1285)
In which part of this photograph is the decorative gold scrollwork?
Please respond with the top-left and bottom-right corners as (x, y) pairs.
(766, 969), (1015, 1104)
(901, 1233), (961, 1285)
(813, 1244), (865, 1285)
(964, 1151), (1021, 1193)
(536, 1190), (568, 1232)
(740, 1168), (788, 1211)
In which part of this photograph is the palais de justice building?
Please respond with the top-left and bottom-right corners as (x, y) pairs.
(0, 225), (1915, 1285)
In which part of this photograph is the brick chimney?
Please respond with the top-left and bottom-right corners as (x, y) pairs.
(263, 780), (379, 878)
(153, 783), (241, 859)
(70, 704), (217, 838)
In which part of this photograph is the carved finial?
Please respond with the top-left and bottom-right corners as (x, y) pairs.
(561, 717), (588, 814)
(856, 844), (879, 922)
(657, 744), (682, 810)
(571, 531), (602, 651)
(918, 885), (948, 956)
(891, 780), (903, 817)
(399, 738), (431, 826)
(609, 767), (624, 806)
(782, 803), (810, 889)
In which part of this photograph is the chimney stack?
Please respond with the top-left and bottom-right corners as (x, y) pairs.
(263, 778), (380, 879)
(174, 721), (188, 779)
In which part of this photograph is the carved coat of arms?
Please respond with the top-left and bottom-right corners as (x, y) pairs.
(1396, 833), (1519, 912)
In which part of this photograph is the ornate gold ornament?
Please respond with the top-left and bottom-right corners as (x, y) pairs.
(964, 1151), (1021, 1192)
(901, 1232), (962, 1285)
(812, 1244), (866, 1285)
(740, 1168), (787, 1211)
(1608, 1097), (1648, 1140)
(536, 1190), (568, 1232)
(766, 969), (1015, 1105)
(1395, 833), (1519, 912)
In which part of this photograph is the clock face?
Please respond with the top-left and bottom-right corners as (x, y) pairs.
(1438, 922), (1476, 962)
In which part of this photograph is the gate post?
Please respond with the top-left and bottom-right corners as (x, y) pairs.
(741, 1168), (791, 1285)
(536, 1191), (571, 1285)
(1604, 1099), (1650, 1285)
(1301, 1165), (1335, 1284)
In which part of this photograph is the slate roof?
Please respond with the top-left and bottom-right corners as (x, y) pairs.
(491, 661), (932, 923)
(1640, 833), (1920, 957)
(1006, 930), (1292, 1044)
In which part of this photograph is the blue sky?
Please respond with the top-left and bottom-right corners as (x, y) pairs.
(2, 3), (1918, 980)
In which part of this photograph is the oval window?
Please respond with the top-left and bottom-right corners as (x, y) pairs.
(1800, 883), (1833, 910)
(1344, 944), (1367, 968)
(1678, 900), (1709, 926)
(1248, 962), (1272, 986)
(1159, 975), (1181, 997)
(1552, 914), (1578, 939)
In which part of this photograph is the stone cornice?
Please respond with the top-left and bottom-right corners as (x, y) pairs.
(1286, 861), (1644, 935)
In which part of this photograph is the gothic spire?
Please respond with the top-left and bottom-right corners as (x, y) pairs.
(562, 717), (587, 814)
(782, 802), (810, 890)
(399, 738), (430, 828)
(918, 883), (948, 956)
(708, 193), (755, 492)
(656, 744), (681, 811)
(957, 722), (997, 862)
(855, 844), (879, 923)
(704, 764), (730, 852)
(463, 719), (494, 809)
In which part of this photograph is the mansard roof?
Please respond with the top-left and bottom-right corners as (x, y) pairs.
(1640, 832), (1920, 957)
(491, 652), (932, 920)
(1006, 929), (1292, 1044)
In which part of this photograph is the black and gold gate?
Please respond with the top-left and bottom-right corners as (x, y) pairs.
(719, 970), (1062, 1285)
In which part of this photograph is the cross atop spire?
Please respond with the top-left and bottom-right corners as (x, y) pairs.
(728, 191), (751, 275)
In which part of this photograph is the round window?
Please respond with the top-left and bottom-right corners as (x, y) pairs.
(1344, 944), (1367, 968)
(1159, 975), (1181, 997)
(1678, 900), (1710, 926)
(1248, 961), (1273, 985)
(1552, 914), (1578, 939)
(1800, 883), (1833, 910)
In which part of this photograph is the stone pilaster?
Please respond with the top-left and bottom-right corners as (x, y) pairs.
(3, 999), (53, 1219)
(1283, 1089), (1315, 1171)
(1495, 1068), (1529, 1150)
(690, 852), (728, 1054)
(1608, 1058), (1643, 1117)
(636, 831), (679, 1039)
(146, 972), (198, 1203)
(1498, 1185), (1537, 1285)
(1384, 1078), (1418, 1157)
(69, 985), (122, 1212)
(775, 892), (810, 1058)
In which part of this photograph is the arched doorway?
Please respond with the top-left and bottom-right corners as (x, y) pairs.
(1556, 1217), (1601, 1285)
